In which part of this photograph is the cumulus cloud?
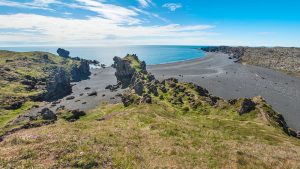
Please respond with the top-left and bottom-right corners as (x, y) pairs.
(0, 0), (218, 46)
(162, 3), (182, 11)
(0, 13), (216, 46)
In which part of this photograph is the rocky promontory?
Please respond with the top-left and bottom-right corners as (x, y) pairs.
(113, 54), (299, 139)
(201, 46), (300, 78)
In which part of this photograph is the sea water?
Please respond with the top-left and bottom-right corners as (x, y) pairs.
(0, 45), (205, 65)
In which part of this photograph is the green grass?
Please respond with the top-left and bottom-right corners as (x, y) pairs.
(124, 54), (143, 71)
(0, 102), (300, 168)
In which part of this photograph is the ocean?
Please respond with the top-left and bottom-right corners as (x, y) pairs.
(0, 45), (205, 65)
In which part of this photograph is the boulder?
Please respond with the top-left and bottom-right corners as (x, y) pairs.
(142, 94), (152, 104)
(66, 96), (75, 100)
(88, 91), (97, 96)
(39, 108), (57, 121)
(134, 81), (144, 96)
(238, 99), (256, 115)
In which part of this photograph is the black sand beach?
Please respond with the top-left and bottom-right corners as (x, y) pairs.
(46, 52), (300, 130)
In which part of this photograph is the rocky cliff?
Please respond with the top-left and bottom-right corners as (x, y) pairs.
(201, 46), (300, 77)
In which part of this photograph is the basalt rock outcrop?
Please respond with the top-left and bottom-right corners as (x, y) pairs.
(57, 48), (70, 58)
(71, 60), (91, 81)
(112, 54), (146, 88)
(201, 46), (300, 78)
(43, 67), (72, 101)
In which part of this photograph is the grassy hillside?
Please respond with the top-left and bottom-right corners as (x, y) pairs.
(0, 100), (300, 168)
(0, 55), (299, 168)
(0, 50), (81, 136)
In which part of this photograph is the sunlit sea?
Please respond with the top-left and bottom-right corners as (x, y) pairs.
(0, 45), (205, 65)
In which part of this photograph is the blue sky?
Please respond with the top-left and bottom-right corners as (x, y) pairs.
(0, 0), (299, 46)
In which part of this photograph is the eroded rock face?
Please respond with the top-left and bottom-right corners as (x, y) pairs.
(44, 67), (72, 101)
(113, 56), (137, 88)
(71, 60), (91, 82)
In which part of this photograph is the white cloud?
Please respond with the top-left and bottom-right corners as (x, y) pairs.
(162, 3), (182, 11)
(137, 0), (154, 8)
(0, 13), (216, 46)
(0, 0), (57, 10)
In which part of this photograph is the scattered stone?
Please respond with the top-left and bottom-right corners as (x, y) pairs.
(88, 91), (97, 96)
(66, 96), (75, 100)
(80, 93), (84, 96)
(82, 102), (87, 104)
(102, 94), (106, 97)
(84, 87), (91, 90)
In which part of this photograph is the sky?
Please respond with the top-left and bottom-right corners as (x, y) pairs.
(0, 0), (299, 47)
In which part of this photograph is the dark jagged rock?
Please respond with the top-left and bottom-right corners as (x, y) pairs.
(57, 48), (70, 58)
(113, 56), (137, 88)
(43, 67), (72, 101)
(71, 60), (91, 82)
(238, 98), (256, 115)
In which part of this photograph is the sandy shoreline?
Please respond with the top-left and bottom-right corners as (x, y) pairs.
(42, 52), (300, 130)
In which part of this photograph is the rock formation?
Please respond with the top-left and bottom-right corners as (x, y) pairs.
(57, 48), (70, 58)
(71, 60), (91, 81)
(43, 67), (72, 101)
